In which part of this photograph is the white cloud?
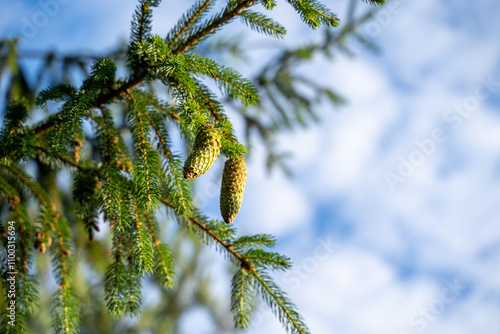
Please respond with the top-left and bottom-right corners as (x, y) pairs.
(240, 0), (500, 333)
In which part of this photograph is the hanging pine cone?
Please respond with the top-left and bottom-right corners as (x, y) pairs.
(220, 156), (247, 224)
(183, 125), (221, 179)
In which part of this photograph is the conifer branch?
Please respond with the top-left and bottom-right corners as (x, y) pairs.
(124, 221), (142, 315)
(136, 5), (149, 43)
(128, 92), (162, 210)
(88, 111), (130, 168)
(197, 83), (222, 123)
(31, 0), (256, 139)
(159, 198), (253, 270)
(35, 144), (85, 171)
(251, 270), (310, 334)
(105, 186), (131, 317)
(2, 164), (57, 251)
(172, 0), (257, 54)
(231, 267), (254, 329)
(167, 0), (214, 45)
(141, 106), (172, 156)
(0, 175), (18, 200)
(105, 262), (126, 317)
(33, 78), (143, 137)
(48, 215), (79, 333)
(131, 196), (155, 274)
(160, 197), (306, 334)
(144, 213), (176, 289)
(143, 213), (160, 247)
(131, 0), (161, 44)
(1, 163), (50, 208)
(141, 95), (180, 121)
(10, 199), (30, 275)
(240, 10), (287, 38)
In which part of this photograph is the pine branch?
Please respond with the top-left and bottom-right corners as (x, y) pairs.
(166, 0), (214, 45)
(128, 91), (162, 211)
(193, 82), (247, 159)
(49, 216), (79, 334)
(244, 249), (291, 271)
(131, 196), (155, 275)
(240, 10), (287, 38)
(89, 109), (131, 167)
(0, 174), (19, 199)
(232, 234), (277, 251)
(0, 163), (50, 207)
(36, 83), (77, 107)
(92, 110), (131, 224)
(73, 170), (100, 240)
(251, 270), (311, 334)
(160, 197), (308, 334)
(260, 0), (277, 9)
(134, 96), (193, 216)
(285, 0), (339, 28)
(183, 53), (259, 105)
(125, 223), (142, 316)
(195, 81), (224, 123)
(141, 95), (180, 121)
(105, 184), (132, 317)
(161, 153), (194, 217)
(231, 267), (255, 329)
(160, 198), (252, 270)
(364, 0), (385, 5)
(30, 0), (261, 141)
(144, 213), (176, 289)
(0, 100), (36, 162)
(172, 0), (258, 54)
(32, 78), (143, 137)
(35, 144), (85, 171)
(0, 1), (387, 332)
(104, 262), (127, 317)
(130, 0), (161, 44)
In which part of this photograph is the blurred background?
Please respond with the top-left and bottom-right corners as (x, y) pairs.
(1, 0), (500, 333)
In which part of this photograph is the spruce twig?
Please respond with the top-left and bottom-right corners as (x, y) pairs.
(160, 198), (253, 270)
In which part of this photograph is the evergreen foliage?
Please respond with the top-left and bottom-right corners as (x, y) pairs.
(0, 1), (385, 333)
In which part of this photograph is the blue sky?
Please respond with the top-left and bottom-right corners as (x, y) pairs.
(2, 0), (500, 333)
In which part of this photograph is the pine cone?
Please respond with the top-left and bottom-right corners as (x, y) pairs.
(220, 156), (247, 224)
(183, 125), (221, 179)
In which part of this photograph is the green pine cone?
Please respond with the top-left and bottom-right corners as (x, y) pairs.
(220, 156), (247, 224)
(183, 125), (221, 179)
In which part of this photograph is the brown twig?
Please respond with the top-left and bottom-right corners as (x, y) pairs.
(159, 198), (253, 271)
(35, 144), (86, 171)
(172, 0), (256, 54)
(33, 77), (143, 137)
(142, 96), (180, 121)
(170, 0), (213, 45)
